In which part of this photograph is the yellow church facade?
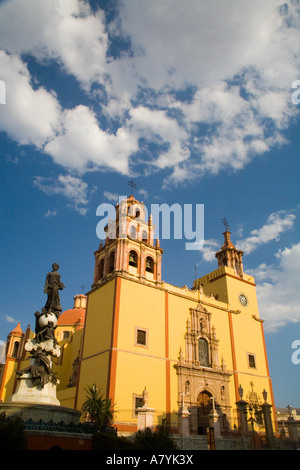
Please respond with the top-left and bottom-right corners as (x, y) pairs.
(0, 194), (277, 437)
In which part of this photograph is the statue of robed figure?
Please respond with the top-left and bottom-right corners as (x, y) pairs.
(43, 263), (65, 317)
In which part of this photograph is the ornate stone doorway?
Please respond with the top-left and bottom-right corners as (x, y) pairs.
(197, 391), (213, 435)
(175, 303), (232, 435)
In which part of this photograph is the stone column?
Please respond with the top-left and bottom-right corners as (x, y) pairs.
(208, 409), (221, 438)
(177, 407), (191, 436)
(177, 392), (191, 436)
(261, 390), (276, 449)
(236, 385), (249, 436)
(286, 417), (299, 442)
(236, 400), (249, 436)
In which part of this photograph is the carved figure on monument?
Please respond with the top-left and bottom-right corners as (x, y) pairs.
(9, 264), (65, 406)
(23, 263), (64, 359)
(16, 349), (57, 388)
(43, 263), (65, 316)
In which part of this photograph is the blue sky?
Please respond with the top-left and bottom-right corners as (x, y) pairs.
(0, 0), (300, 407)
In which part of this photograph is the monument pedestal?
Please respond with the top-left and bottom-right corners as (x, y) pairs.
(10, 372), (60, 406)
(137, 406), (155, 430)
(0, 401), (81, 425)
(177, 406), (191, 436)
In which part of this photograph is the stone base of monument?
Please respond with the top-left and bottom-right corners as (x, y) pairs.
(136, 406), (155, 430)
(0, 401), (81, 425)
(0, 401), (93, 450)
(9, 372), (60, 406)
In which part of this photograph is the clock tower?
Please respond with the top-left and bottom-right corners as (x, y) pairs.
(194, 227), (256, 308)
(193, 228), (276, 415)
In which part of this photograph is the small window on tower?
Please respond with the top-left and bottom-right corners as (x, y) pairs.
(135, 327), (148, 347)
(248, 353), (256, 369)
(12, 341), (20, 358)
(134, 396), (144, 414)
(132, 394), (144, 416)
(108, 251), (115, 273)
(130, 225), (137, 239)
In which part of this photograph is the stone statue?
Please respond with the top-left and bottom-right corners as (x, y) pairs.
(17, 349), (57, 388)
(43, 263), (65, 317)
(10, 264), (63, 405)
(22, 264), (64, 384)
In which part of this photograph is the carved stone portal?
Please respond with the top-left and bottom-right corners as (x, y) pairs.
(175, 303), (232, 435)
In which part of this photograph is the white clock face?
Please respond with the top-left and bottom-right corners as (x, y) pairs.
(239, 294), (248, 307)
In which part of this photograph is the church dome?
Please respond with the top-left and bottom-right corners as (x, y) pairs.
(57, 294), (86, 327)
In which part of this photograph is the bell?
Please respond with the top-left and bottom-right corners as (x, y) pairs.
(146, 259), (151, 269)
(129, 252), (137, 266)
(146, 258), (153, 272)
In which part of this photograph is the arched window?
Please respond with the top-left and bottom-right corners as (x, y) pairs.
(142, 230), (148, 242)
(12, 341), (19, 358)
(129, 250), (138, 268)
(98, 259), (104, 279)
(130, 225), (137, 239)
(108, 251), (115, 273)
(198, 338), (209, 366)
(145, 256), (154, 273)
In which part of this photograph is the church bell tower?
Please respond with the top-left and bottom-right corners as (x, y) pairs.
(92, 194), (163, 287)
(215, 221), (244, 278)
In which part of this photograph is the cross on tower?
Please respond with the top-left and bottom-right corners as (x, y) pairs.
(128, 179), (137, 195)
(221, 217), (230, 231)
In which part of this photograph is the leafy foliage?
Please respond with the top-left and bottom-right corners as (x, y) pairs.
(81, 384), (115, 429)
(132, 422), (178, 450)
(93, 431), (135, 450)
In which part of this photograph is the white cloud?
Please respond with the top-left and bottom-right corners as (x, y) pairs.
(116, 0), (300, 92)
(44, 105), (137, 174)
(0, 50), (61, 147)
(4, 315), (18, 323)
(0, 0), (300, 184)
(34, 174), (89, 215)
(0, 0), (108, 89)
(44, 209), (57, 218)
(103, 190), (119, 202)
(138, 188), (148, 200)
(127, 106), (190, 170)
(252, 243), (300, 332)
(112, 0), (300, 182)
(236, 211), (296, 254)
(198, 239), (219, 263)
(198, 210), (296, 263)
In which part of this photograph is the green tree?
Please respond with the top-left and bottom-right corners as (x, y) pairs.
(81, 384), (115, 429)
(0, 412), (28, 450)
(92, 431), (135, 450)
(132, 421), (178, 450)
